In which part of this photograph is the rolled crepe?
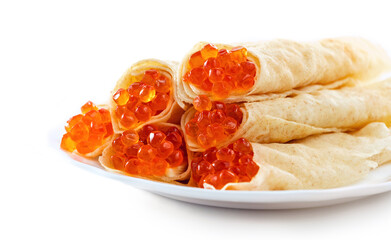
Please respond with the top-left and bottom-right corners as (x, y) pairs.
(176, 37), (391, 108)
(182, 78), (391, 152)
(221, 122), (391, 190)
(110, 59), (184, 133)
(99, 123), (190, 183)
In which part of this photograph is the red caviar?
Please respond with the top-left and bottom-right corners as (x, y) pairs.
(193, 95), (212, 112)
(61, 102), (114, 154)
(184, 44), (256, 99)
(185, 96), (243, 149)
(81, 101), (98, 114)
(191, 138), (259, 189)
(110, 125), (188, 177)
(113, 69), (171, 129)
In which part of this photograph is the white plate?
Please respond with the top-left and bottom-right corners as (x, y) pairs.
(62, 150), (391, 210)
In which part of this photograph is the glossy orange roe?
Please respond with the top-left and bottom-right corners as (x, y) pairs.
(61, 101), (114, 154)
(193, 95), (212, 112)
(110, 125), (187, 177)
(191, 138), (259, 189)
(183, 44), (256, 99)
(185, 97), (243, 149)
(113, 69), (171, 129)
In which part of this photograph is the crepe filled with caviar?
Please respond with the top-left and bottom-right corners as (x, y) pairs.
(61, 102), (115, 158)
(99, 123), (190, 182)
(110, 59), (184, 133)
(212, 122), (391, 191)
(182, 79), (391, 151)
(175, 37), (391, 109)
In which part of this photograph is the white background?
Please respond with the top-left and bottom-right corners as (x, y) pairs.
(1, 0), (391, 239)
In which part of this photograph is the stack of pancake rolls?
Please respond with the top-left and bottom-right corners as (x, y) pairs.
(61, 37), (391, 190)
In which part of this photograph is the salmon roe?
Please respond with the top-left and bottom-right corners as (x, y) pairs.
(61, 101), (114, 154)
(185, 96), (243, 149)
(110, 125), (187, 177)
(191, 138), (259, 189)
(183, 44), (256, 99)
(113, 69), (171, 129)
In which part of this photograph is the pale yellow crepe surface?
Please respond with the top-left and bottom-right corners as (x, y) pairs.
(224, 122), (391, 191)
(240, 78), (391, 143)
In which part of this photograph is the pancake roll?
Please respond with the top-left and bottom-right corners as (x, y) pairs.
(182, 78), (391, 152)
(110, 59), (184, 133)
(176, 37), (391, 109)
